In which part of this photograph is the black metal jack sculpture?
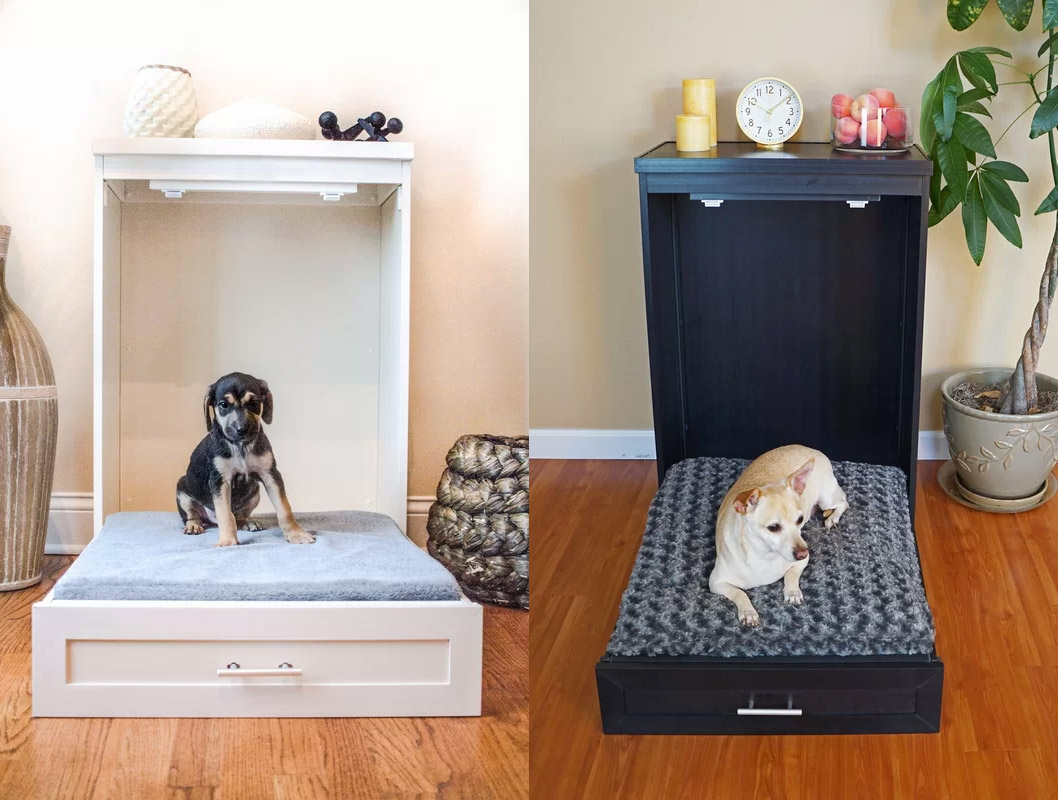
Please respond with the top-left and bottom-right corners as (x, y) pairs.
(319, 111), (403, 142)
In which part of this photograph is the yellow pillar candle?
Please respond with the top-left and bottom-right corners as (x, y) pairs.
(676, 113), (711, 152)
(682, 78), (717, 147)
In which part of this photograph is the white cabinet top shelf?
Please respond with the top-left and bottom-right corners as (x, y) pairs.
(92, 138), (412, 206)
(92, 137), (413, 161)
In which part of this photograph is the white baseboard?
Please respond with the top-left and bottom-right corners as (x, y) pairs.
(406, 495), (434, 549)
(917, 430), (949, 461)
(527, 428), (657, 460)
(45, 494), (437, 555)
(529, 428), (950, 461)
(46, 492), (94, 555)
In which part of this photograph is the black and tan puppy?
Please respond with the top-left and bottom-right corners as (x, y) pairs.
(176, 372), (315, 547)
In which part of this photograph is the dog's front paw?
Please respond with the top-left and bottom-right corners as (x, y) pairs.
(214, 536), (239, 548)
(239, 520), (262, 532)
(784, 587), (804, 606)
(739, 607), (761, 627)
(284, 527), (316, 545)
(823, 506), (846, 529)
(183, 521), (204, 535)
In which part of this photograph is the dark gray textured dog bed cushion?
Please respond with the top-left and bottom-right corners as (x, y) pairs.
(606, 458), (936, 658)
(53, 510), (462, 602)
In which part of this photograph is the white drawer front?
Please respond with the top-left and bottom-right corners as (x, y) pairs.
(34, 599), (482, 717)
(68, 639), (450, 686)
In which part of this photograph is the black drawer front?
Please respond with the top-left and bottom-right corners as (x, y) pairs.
(597, 657), (944, 735)
(625, 687), (916, 716)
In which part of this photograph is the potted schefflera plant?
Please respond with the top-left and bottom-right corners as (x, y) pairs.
(925, 1), (1058, 507)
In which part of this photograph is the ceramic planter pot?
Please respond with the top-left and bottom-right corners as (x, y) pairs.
(942, 368), (1058, 501)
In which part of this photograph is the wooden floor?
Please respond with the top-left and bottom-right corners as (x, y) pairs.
(0, 558), (527, 800)
(530, 459), (1058, 799)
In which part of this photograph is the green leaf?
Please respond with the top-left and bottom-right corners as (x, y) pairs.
(921, 76), (941, 153)
(959, 51), (999, 93)
(940, 61), (963, 139)
(996, 0), (1034, 31)
(965, 46), (1015, 57)
(1030, 86), (1058, 137)
(936, 137), (970, 198)
(966, 147), (978, 166)
(930, 154), (942, 206)
(980, 160), (1030, 181)
(1039, 28), (1058, 54)
(930, 185), (962, 226)
(959, 87), (994, 104)
(949, 0), (991, 29)
(980, 174), (1023, 246)
(980, 169), (1021, 214)
(959, 100), (993, 117)
(1036, 184), (1058, 213)
(1044, 0), (1058, 28)
(962, 175), (988, 264)
(953, 112), (997, 156)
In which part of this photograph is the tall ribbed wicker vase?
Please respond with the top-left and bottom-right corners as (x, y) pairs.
(0, 226), (58, 590)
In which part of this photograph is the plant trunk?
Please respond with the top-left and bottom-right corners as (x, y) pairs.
(999, 217), (1058, 414)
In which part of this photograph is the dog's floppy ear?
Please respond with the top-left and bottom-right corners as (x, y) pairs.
(260, 380), (273, 424)
(786, 458), (815, 496)
(733, 488), (760, 514)
(202, 383), (217, 432)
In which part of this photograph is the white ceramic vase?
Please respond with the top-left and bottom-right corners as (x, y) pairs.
(123, 64), (199, 138)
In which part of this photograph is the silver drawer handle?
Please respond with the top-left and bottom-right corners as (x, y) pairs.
(217, 661), (303, 678)
(738, 693), (802, 716)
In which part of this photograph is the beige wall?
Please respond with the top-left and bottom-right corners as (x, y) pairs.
(530, 0), (1058, 434)
(0, 1), (527, 505)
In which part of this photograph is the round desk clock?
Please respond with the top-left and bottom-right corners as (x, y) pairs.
(736, 77), (803, 150)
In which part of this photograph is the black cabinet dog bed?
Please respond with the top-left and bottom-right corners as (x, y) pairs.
(598, 142), (943, 735)
(606, 458), (935, 659)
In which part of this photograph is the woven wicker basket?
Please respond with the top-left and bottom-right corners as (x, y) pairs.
(427, 434), (528, 609)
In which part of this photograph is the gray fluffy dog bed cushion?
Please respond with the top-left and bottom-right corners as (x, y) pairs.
(606, 457), (936, 658)
(53, 510), (461, 602)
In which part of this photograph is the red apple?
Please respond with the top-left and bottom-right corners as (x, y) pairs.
(864, 118), (888, 147)
(882, 106), (907, 139)
(869, 88), (897, 108)
(834, 116), (860, 145)
(850, 93), (880, 123)
(831, 93), (854, 119)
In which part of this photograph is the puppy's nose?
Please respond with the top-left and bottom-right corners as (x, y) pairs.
(794, 547), (809, 561)
(236, 423), (249, 435)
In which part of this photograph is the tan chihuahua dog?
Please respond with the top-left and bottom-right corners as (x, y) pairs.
(708, 445), (849, 627)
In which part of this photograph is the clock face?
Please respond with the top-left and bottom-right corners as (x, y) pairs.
(736, 77), (803, 145)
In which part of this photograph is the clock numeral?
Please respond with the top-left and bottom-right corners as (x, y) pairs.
(786, 97), (792, 104)
(786, 119), (791, 125)
(778, 127), (784, 135)
(766, 85), (774, 94)
(756, 88), (762, 97)
(767, 129), (773, 138)
(745, 107), (752, 115)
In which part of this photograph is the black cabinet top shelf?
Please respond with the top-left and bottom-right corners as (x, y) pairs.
(636, 142), (932, 176)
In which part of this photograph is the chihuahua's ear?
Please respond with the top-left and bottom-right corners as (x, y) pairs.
(733, 488), (761, 514)
(202, 383), (217, 433)
(786, 458), (815, 496)
(260, 380), (273, 424)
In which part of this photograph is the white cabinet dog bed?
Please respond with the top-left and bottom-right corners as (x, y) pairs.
(32, 140), (483, 718)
